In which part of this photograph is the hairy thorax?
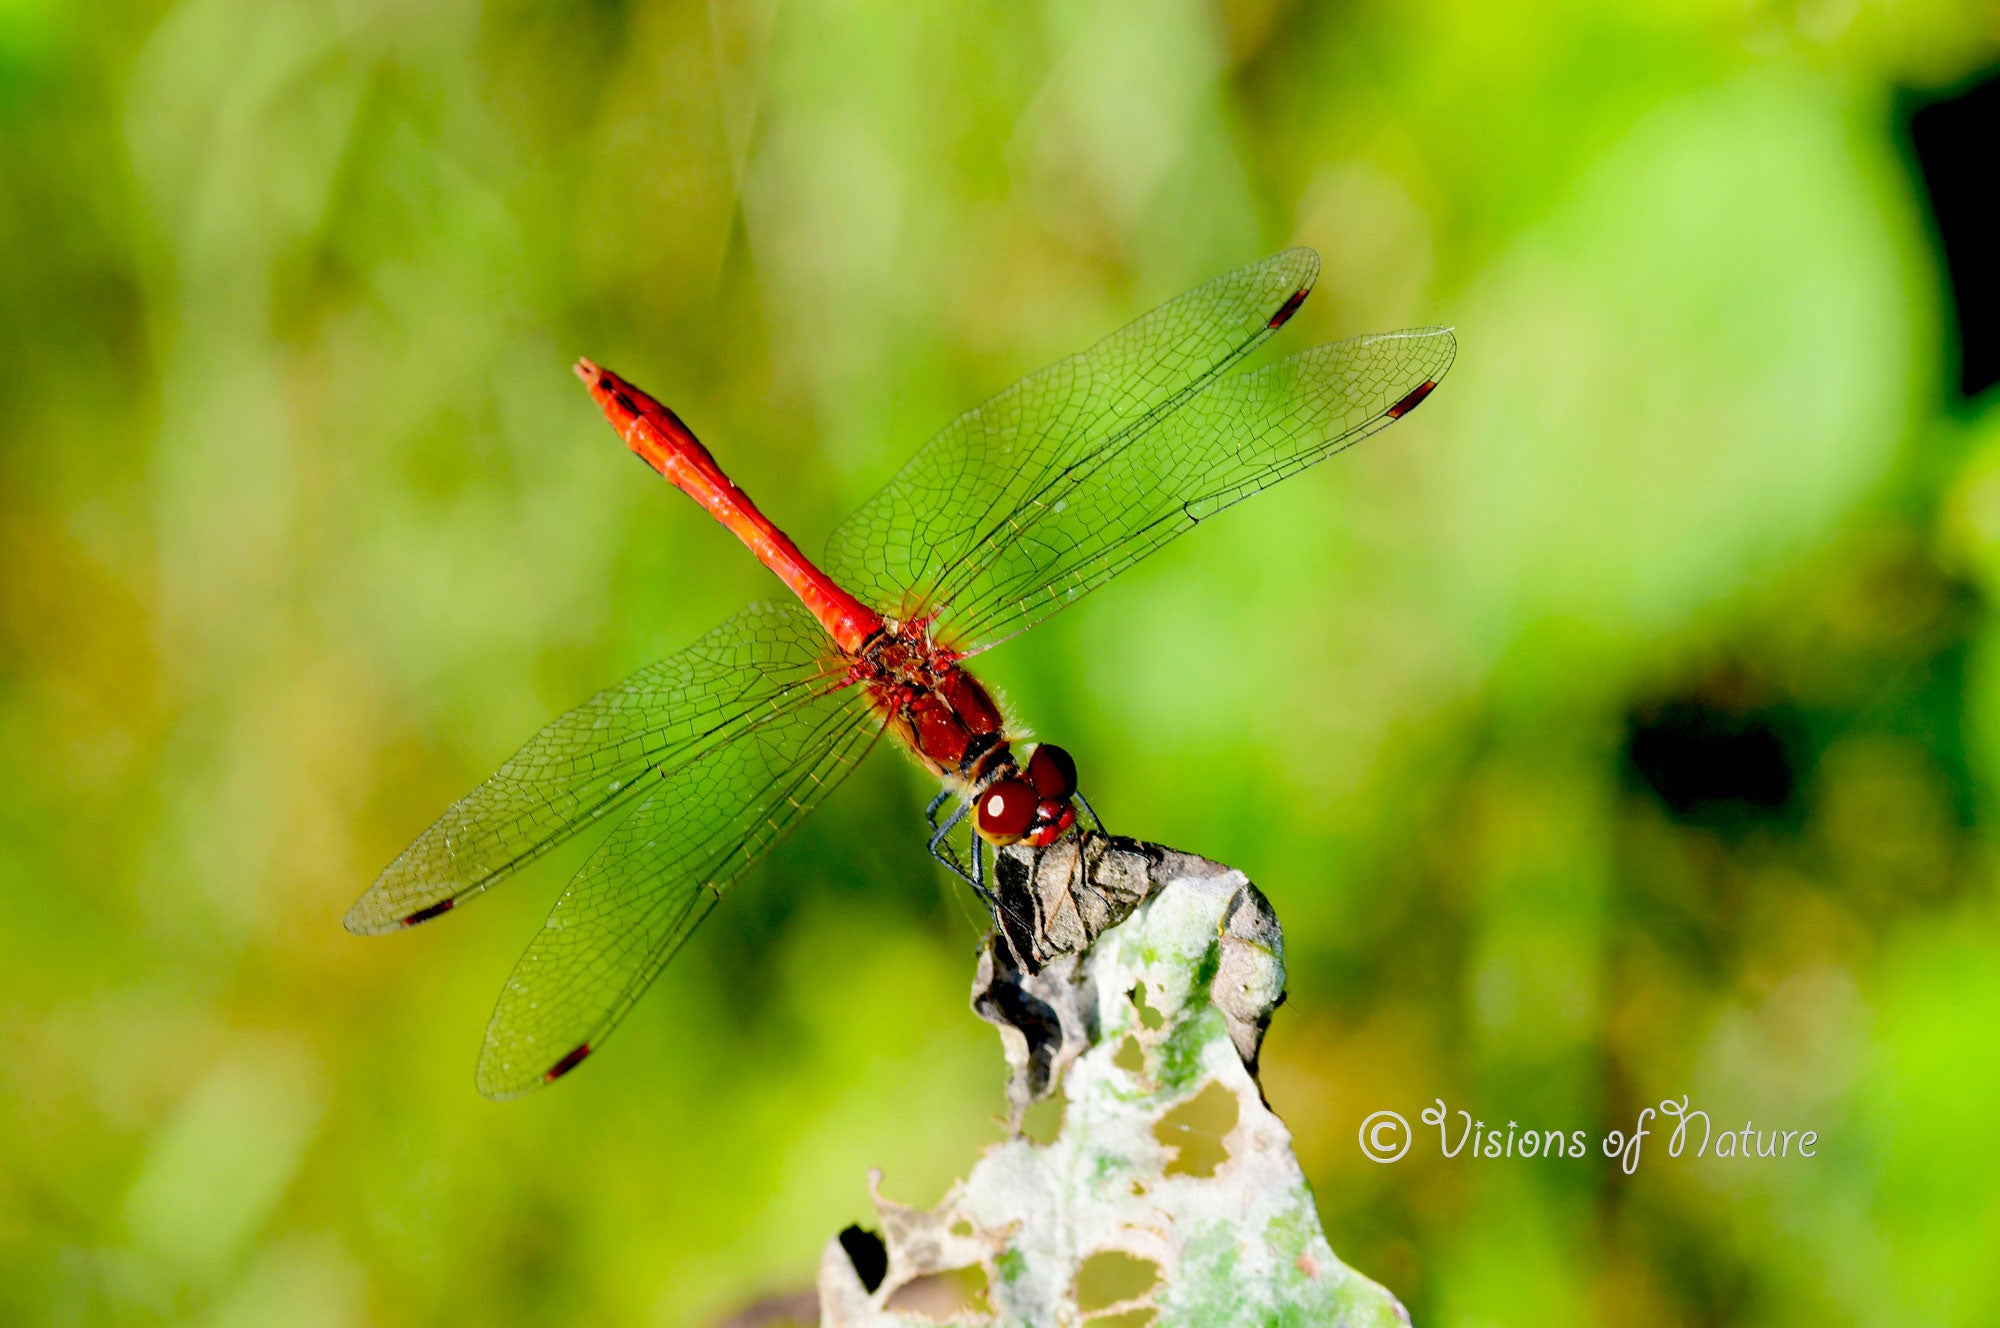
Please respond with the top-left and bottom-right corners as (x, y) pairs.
(851, 618), (1013, 787)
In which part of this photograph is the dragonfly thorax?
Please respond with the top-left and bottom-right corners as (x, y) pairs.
(849, 621), (1078, 848)
(853, 619), (1007, 782)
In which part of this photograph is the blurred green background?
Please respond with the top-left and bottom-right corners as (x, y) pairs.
(6, 0), (2000, 1323)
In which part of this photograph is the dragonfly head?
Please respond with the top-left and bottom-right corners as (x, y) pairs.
(974, 743), (1078, 848)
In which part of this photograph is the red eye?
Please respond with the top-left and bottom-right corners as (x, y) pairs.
(1026, 744), (1077, 799)
(976, 778), (1037, 845)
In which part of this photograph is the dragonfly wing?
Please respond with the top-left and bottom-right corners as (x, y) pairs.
(822, 249), (1320, 625)
(474, 676), (881, 1097)
(345, 602), (847, 935)
(939, 327), (1458, 650)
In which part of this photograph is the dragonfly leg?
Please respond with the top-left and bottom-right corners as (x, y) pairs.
(925, 784), (975, 884)
(926, 794), (975, 885)
(1075, 787), (1108, 835)
(925, 793), (1006, 913)
(965, 824), (1000, 912)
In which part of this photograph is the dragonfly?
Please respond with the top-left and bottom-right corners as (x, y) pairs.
(346, 249), (1454, 1098)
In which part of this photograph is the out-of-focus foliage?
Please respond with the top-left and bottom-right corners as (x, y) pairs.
(2, 0), (1996, 1323)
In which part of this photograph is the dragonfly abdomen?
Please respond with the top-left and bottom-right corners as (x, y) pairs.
(574, 358), (884, 654)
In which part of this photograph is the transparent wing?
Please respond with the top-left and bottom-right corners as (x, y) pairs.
(474, 676), (881, 1097)
(822, 249), (1321, 631)
(942, 327), (1458, 650)
(345, 602), (849, 935)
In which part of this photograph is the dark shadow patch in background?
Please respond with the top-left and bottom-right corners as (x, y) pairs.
(1906, 68), (2000, 399)
(1624, 693), (1810, 832)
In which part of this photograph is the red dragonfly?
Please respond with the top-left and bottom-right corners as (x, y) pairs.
(347, 249), (1453, 1097)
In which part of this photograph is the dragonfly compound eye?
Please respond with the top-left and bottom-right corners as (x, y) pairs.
(976, 778), (1037, 845)
(1025, 743), (1077, 800)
